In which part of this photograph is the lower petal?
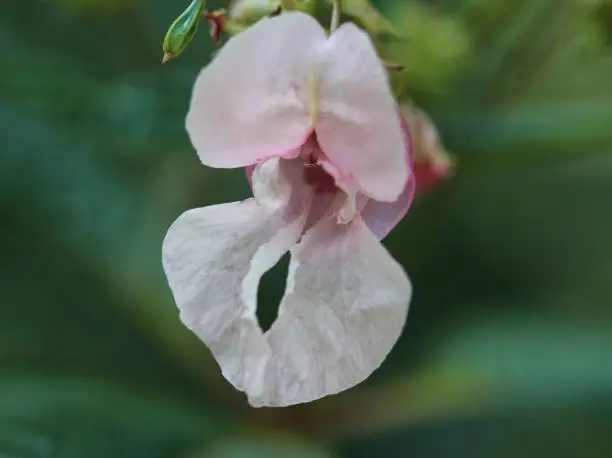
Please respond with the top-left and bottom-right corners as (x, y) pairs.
(249, 213), (412, 407)
(162, 158), (312, 397)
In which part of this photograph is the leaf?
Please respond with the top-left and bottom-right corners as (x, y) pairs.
(0, 375), (228, 458)
(450, 149), (612, 296)
(323, 308), (612, 440)
(383, 2), (472, 97)
(203, 438), (334, 458)
(338, 406), (612, 458)
(452, 0), (612, 107)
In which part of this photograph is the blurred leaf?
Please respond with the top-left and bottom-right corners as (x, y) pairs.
(203, 438), (334, 458)
(323, 310), (612, 438)
(0, 100), (247, 403)
(427, 97), (612, 161)
(453, 0), (612, 106)
(0, 375), (228, 458)
(449, 149), (612, 295)
(337, 405), (612, 458)
(383, 2), (472, 97)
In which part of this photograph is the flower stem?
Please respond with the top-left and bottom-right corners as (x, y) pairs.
(280, 0), (296, 11)
(330, 0), (340, 32)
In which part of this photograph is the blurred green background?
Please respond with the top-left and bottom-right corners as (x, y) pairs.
(2, 0), (612, 456)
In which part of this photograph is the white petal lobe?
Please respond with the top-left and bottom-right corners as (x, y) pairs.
(249, 211), (412, 407)
(162, 159), (312, 395)
(186, 12), (326, 168)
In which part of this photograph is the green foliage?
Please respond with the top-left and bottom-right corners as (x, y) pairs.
(2, 0), (612, 456)
(0, 375), (221, 458)
(205, 439), (334, 458)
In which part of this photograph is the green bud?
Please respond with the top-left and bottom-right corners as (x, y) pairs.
(162, 0), (206, 63)
(292, 0), (316, 14)
(229, 0), (315, 27)
(229, 0), (280, 24)
(325, 0), (401, 38)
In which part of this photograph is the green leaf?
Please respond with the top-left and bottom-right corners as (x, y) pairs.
(204, 439), (334, 458)
(0, 375), (228, 458)
(0, 100), (245, 399)
(452, 0), (612, 106)
(451, 149), (612, 295)
(324, 309), (612, 439)
(339, 406), (612, 458)
(384, 2), (472, 96)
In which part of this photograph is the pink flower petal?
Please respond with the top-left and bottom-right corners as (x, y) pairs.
(162, 158), (313, 398)
(186, 13), (325, 169)
(244, 114), (415, 242)
(359, 114), (415, 239)
(314, 23), (408, 202)
(248, 207), (412, 407)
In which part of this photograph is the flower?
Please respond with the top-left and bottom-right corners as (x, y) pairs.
(162, 12), (413, 407)
(403, 104), (455, 194)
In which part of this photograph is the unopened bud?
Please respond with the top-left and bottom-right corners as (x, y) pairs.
(402, 104), (455, 194)
(229, 0), (280, 24)
(162, 0), (206, 63)
(229, 0), (315, 27)
(325, 0), (401, 38)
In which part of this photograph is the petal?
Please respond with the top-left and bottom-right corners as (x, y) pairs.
(186, 12), (327, 168)
(249, 208), (412, 407)
(360, 114), (415, 239)
(162, 158), (312, 397)
(360, 176), (415, 240)
(246, 163), (338, 231)
(314, 22), (408, 202)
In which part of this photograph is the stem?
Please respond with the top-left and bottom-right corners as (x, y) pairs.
(383, 60), (405, 71)
(330, 0), (340, 32)
(280, 0), (296, 10)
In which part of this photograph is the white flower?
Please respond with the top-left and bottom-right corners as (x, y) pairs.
(162, 12), (414, 407)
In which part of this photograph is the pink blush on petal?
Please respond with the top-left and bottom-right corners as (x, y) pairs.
(360, 114), (415, 240)
(246, 115), (415, 241)
(360, 176), (415, 240)
(413, 161), (452, 194)
(245, 163), (256, 187)
(244, 131), (314, 187)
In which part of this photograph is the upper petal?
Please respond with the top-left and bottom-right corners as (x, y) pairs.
(186, 12), (327, 168)
(314, 22), (409, 202)
(249, 204), (412, 407)
(360, 114), (415, 239)
(162, 158), (312, 397)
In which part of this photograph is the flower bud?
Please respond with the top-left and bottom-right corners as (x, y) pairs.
(229, 0), (315, 27)
(291, 0), (316, 14)
(402, 104), (455, 194)
(325, 0), (401, 38)
(229, 0), (280, 25)
(162, 0), (206, 63)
